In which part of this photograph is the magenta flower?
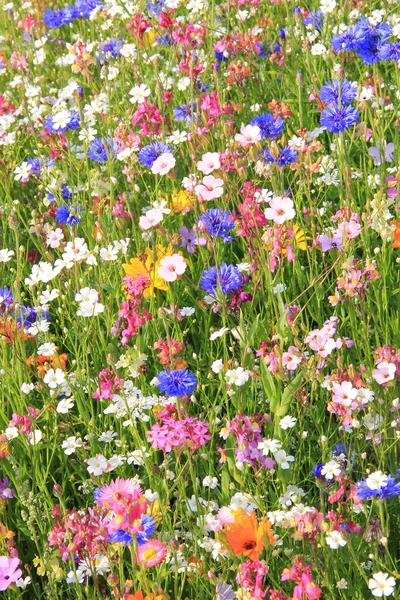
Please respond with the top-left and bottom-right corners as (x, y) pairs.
(0, 556), (22, 591)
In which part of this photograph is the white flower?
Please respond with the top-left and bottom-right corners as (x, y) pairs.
(62, 436), (82, 455)
(66, 570), (85, 584)
(77, 301), (105, 317)
(368, 573), (396, 597)
(0, 249), (14, 262)
(181, 306), (195, 316)
(310, 43), (328, 56)
(21, 382), (35, 394)
(56, 398), (74, 414)
(16, 577), (32, 589)
(98, 430), (118, 443)
(5, 427), (18, 440)
(365, 471), (388, 490)
(37, 342), (57, 357)
(129, 83), (150, 104)
(210, 327), (229, 341)
(273, 283), (287, 294)
(280, 416), (297, 430)
(14, 162), (32, 181)
(258, 438), (281, 455)
(336, 579), (348, 590)
(320, 0), (336, 13)
(326, 530), (347, 549)
(211, 359), (224, 374)
(99, 245), (119, 261)
(203, 476), (218, 489)
(321, 460), (341, 480)
(225, 367), (249, 387)
(274, 449), (294, 469)
(87, 455), (109, 476)
(44, 368), (66, 389)
(28, 429), (43, 445)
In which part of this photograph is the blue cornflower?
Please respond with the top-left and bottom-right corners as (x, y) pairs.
(312, 463), (324, 477)
(87, 137), (119, 162)
(61, 184), (73, 200)
(258, 146), (297, 167)
(156, 368), (197, 397)
(215, 50), (228, 63)
(378, 42), (400, 61)
(137, 515), (156, 545)
(157, 33), (172, 45)
(174, 101), (198, 124)
(319, 79), (357, 106)
(331, 26), (363, 52)
(357, 37), (385, 64)
(138, 142), (172, 167)
(147, 0), (165, 17)
(74, 0), (103, 18)
(304, 10), (324, 32)
(108, 530), (133, 546)
(200, 263), (242, 296)
(0, 288), (13, 314)
(279, 28), (286, 39)
(356, 473), (400, 501)
(96, 38), (124, 64)
(320, 105), (359, 134)
(197, 209), (234, 242)
(43, 7), (75, 28)
(250, 113), (284, 139)
(255, 42), (267, 58)
(17, 307), (49, 329)
(353, 17), (392, 43)
(26, 158), (42, 176)
(55, 205), (82, 225)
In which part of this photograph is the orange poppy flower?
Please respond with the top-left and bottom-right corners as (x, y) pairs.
(222, 511), (275, 561)
(391, 221), (400, 249)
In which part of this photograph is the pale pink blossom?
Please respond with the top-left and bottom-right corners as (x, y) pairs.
(331, 381), (358, 407)
(197, 152), (221, 175)
(194, 175), (224, 202)
(337, 220), (361, 240)
(234, 124), (261, 147)
(308, 335), (336, 358)
(372, 362), (396, 385)
(151, 153), (176, 175)
(158, 254), (187, 282)
(282, 346), (302, 371)
(139, 208), (163, 230)
(46, 228), (64, 248)
(264, 196), (295, 224)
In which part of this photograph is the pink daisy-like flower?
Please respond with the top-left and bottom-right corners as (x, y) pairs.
(158, 254), (187, 282)
(331, 381), (358, 407)
(264, 196), (295, 225)
(95, 478), (143, 512)
(0, 556), (22, 591)
(151, 153), (176, 175)
(194, 175), (224, 202)
(234, 124), (261, 147)
(139, 208), (163, 231)
(137, 539), (167, 568)
(372, 362), (396, 385)
(197, 152), (221, 175)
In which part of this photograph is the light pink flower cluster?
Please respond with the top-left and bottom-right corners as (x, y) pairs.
(146, 416), (211, 453)
(305, 317), (353, 359)
(328, 256), (380, 306)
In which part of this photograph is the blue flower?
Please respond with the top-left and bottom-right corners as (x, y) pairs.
(258, 146), (297, 167)
(96, 38), (124, 64)
(138, 142), (172, 167)
(331, 26), (363, 52)
(43, 7), (76, 28)
(319, 79), (357, 106)
(312, 463), (324, 477)
(357, 37), (385, 64)
(356, 474), (400, 501)
(197, 209), (234, 242)
(108, 530), (133, 546)
(74, 0), (103, 18)
(200, 263), (242, 295)
(304, 10), (324, 32)
(87, 137), (119, 162)
(378, 42), (400, 61)
(174, 101), (198, 124)
(17, 307), (49, 329)
(147, 0), (165, 17)
(55, 205), (82, 225)
(250, 113), (284, 139)
(61, 184), (73, 201)
(0, 288), (13, 314)
(26, 158), (43, 176)
(156, 368), (197, 397)
(137, 514), (156, 545)
(320, 105), (359, 133)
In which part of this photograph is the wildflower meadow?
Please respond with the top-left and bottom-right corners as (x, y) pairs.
(0, 0), (400, 597)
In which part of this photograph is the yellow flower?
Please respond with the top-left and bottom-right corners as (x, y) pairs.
(122, 245), (175, 297)
(293, 224), (307, 250)
(169, 190), (195, 214)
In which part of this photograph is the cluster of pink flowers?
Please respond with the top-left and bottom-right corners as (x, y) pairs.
(280, 557), (322, 600)
(154, 338), (186, 369)
(146, 416), (210, 453)
(221, 413), (274, 471)
(237, 559), (268, 598)
(112, 275), (152, 345)
(328, 257), (380, 306)
(305, 317), (353, 360)
(92, 368), (123, 400)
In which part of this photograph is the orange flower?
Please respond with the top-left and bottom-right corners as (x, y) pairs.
(26, 351), (68, 375)
(391, 221), (400, 249)
(222, 511), (275, 561)
(0, 319), (31, 344)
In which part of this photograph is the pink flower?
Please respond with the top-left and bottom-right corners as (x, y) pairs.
(194, 175), (224, 202)
(337, 220), (361, 240)
(331, 381), (358, 407)
(264, 196), (295, 224)
(308, 335), (336, 358)
(282, 346), (302, 371)
(234, 124), (261, 147)
(151, 153), (176, 175)
(197, 152), (221, 174)
(139, 208), (163, 230)
(0, 556), (22, 591)
(95, 478), (143, 512)
(372, 361), (396, 385)
(158, 254), (187, 282)
(46, 228), (64, 248)
(137, 539), (167, 568)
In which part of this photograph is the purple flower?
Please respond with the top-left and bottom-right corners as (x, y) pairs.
(0, 477), (14, 499)
(179, 226), (206, 253)
(156, 368), (197, 396)
(317, 234), (343, 252)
